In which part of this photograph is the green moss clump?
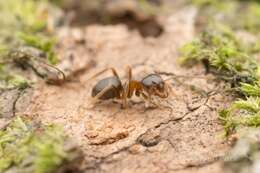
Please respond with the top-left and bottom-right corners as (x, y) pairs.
(191, 0), (236, 11)
(219, 82), (260, 136)
(0, 0), (61, 89)
(180, 23), (260, 136)
(0, 64), (30, 89)
(138, 0), (162, 16)
(240, 82), (260, 97)
(0, 0), (50, 47)
(18, 32), (58, 65)
(219, 97), (260, 136)
(0, 117), (80, 173)
(192, 0), (260, 35)
(180, 23), (258, 86)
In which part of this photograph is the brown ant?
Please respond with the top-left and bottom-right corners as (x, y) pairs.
(90, 67), (171, 108)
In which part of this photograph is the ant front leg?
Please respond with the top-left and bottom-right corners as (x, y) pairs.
(141, 92), (159, 108)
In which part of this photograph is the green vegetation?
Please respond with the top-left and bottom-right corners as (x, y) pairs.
(0, 0), (61, 89)
(219, 97), (260, 136)
(191, 0), (237, 12)
(180, 23), (259, 85)
(241, 2), (260, 34)
(0, 71), (30, 89)
(0, 0), (54, 48)
(19, 33), (58, 65)
(181, 0), (260, 138)
(0, 116), (80, 173)
(219, 82), (260, 136)
(180, 22), (260, 136)
(138, 0), (162, 15)
(192, 0), (260, 35)
(166, 0), (260, 171)
(0, 3), (78, 172)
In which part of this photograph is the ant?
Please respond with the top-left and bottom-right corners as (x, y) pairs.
(90, 67), (171, 108)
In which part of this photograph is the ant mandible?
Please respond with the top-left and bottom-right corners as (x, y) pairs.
(90, 66), (171, 108)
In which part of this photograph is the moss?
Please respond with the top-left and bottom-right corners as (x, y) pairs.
(0, 0), (61, 89)
(218, 82), (260, 135)
(192, 0), (260, 35)
(183, 0), (260, 171)
(0, 0), (50, 47)
(180, 22), (260, 135)
(138, 0), (161, 16)
(18, 32), (58, 65)
(180, 23), (258, 82)
(219, 97), (260, 136)
(192, 0), (236, 11)
(0, 116), (80, 173)
(241, 2), (260, 34)
(240, 82), (260, 97)
(4, 75), (30, 90)
(0, 64), (30, 89)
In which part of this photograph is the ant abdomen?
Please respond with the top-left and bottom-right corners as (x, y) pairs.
(91, 76), (122, 100)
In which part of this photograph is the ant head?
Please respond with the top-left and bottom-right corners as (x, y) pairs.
(141, 74), (169, 98)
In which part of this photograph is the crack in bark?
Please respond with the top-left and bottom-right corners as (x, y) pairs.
(83, 111), (188, 171)
(82, 84), (226, 172)
(0, 88), (27, 129)
(84, 143), (136, 171)
(166, 139), (175, 148)
(12, 89), (25, 117)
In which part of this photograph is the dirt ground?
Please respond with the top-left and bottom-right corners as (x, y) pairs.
(16, 7), (235, 173)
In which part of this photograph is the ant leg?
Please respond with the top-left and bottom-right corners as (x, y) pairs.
(166, 82), (176, 97)
(121, 66), (133, 108)
(90, 85), (113, 105)
(126, 66), (132, 82)
(124, 66), (133, 95)
(88, 67), (120, 81)
(140, 93), (156, 108)
(90, 84), (126, 108)
(121, 89), (128, 109)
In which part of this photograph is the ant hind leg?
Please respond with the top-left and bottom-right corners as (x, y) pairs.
(88, 67), (120, 82)
(89, 85), (113, 107)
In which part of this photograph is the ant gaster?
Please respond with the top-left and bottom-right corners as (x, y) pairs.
(90, 67), (170, 108)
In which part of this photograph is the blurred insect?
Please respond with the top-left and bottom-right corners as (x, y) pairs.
(90, 67), (171, 108)
(0, 46), (65, 84)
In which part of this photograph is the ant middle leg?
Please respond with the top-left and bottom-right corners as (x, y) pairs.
(122, 66), (133, 108)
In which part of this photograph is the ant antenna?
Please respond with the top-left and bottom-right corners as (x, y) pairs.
(157, 71), (207, 82)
